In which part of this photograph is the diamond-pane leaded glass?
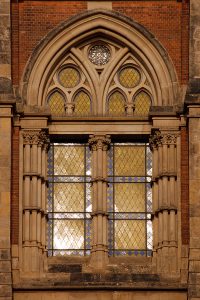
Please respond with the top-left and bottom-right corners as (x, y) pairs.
(48, 143), (92, 256)
(54, 145), (84, 175)
(115, 183), (145, 212)
(108, 143), (152, 256)
(54, 183), (84, 212)
(53, 220), (84, 249)
(119, 67), (140, 88)
(114, 146), (145, 176)
(74, 91), (91, 115)
(115, 220), (146, 249)
(134, 91), (151, 116)
(48, 91), (65, 115)
(108, 91), (126, 115)
(58, 67), (80, 88)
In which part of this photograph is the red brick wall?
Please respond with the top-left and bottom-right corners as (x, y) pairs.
(11, 1), (87, 85)
(11, 127), (19, 245)
(113, 1), (189, 85)
(11, 0), (189, 86)
(181, 127), (189, 245)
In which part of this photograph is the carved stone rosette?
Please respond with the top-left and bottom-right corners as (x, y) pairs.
(149, 129), (179, 276)
(88, 135), (111, 269)
(22, 129), (49, 274)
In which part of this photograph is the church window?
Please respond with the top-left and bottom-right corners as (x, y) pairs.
(47, 141), (152, 257)
(45, 40), (154, 258)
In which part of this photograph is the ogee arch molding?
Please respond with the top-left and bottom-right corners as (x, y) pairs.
(20, 10), (180, 107)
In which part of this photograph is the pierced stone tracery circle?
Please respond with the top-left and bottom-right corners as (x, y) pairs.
(88, 45), (111, 66)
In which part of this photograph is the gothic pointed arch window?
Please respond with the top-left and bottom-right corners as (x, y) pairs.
(20, 11), (180, 273)
(45, 40), (154, 257)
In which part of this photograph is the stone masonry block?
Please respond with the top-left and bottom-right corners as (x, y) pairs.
(0, 273), (11, 284)
(0, 249), (10, 260)
(182, 245), (189, 258)
(189, 273), (200, 285)
(0, 285), (12, 297)
(181, 258), (189, 270)
(190, 238), (200, 249)
(190, 249), (200, 260)
(189, 261), (200, 272)
(0, 261), (11, 272)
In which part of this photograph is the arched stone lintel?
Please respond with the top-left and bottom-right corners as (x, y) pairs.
(20, 10), (179, 108)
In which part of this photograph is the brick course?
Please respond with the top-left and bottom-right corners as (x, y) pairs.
(112, 1), (189, 85)
(181, 127), (189, 245)
(11, 0), (189, 86)
(11, 127), (19, 245)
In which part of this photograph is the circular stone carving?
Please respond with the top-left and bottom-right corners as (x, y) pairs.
(88, 45), (111, 65)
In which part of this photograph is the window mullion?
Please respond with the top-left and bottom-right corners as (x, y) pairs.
(88, 134), (111, 269)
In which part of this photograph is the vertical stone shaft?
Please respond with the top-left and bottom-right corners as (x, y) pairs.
(89, 134), (111, 269)
(22, 130), (49, 274)
(150, 130), (178, 275)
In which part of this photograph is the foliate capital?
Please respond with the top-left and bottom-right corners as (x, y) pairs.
(38, 129), (50, 151)
(23, 129), (50, 149)
(88, 135), (111, 151)
(149, 130), (162, 150)
(23, 130), (40, 145)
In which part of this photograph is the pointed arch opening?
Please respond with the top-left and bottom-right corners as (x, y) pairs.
(20, 10), (179, 110)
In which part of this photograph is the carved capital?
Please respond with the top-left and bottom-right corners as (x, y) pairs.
(161, 133), (178, 145)
(23, 129), (50, 149)
(38, 129), (50, 151)
(149, 130), (179, 149)
(89, 135), (111, 151)
(149, 130), (162, 150)
(23, 130), (40, 145)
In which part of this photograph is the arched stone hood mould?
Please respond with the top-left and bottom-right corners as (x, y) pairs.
(20, 9), (180, 107)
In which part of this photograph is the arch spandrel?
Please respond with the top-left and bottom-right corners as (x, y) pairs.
(20, 10), (180, 109)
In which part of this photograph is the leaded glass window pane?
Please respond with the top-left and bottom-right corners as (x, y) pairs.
(47, 143), (92, 256)
(58, 67), (80, 88)
(134, 91), (151, 116)
(108, 143), (152, 257)
(108, 91), (126, 115)
(48, 91), (65, 115)
(74, 91), (91, 115)
(119, 67), (141, 88)
(114, 145), (145, 176)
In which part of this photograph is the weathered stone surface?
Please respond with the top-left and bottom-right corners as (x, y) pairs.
(0, 285), (11, 297)
(189, 261), (200, 273)
(0, 249), (10, 261)
(0, 261), (11, 273)
(0, 78), (11, 94)
(70, 272), (160, 284)
(48, 264), (82, 273)
(189, 285), (200, 297)
(0, 273), (11, 284)
(13, 291), (187, 300)
(0, 2), (10, 14)
(189, 273), (200, 285)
